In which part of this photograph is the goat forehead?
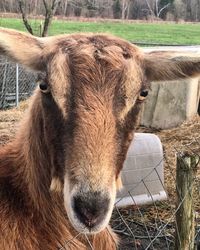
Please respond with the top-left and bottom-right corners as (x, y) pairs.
(48, 34), (143, 80)
(55, 33), (139, 54)
(51, 34), (143, 70)
(48, 35), (143, 115)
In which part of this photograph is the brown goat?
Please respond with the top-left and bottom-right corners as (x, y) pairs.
(1, 28), (200, 250)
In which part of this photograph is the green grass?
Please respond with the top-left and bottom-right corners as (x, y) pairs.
(1, 17), (200, 45)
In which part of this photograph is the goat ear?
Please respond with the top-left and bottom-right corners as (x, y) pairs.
(0, 28), (45, 71)
(143, 51), (200, 81)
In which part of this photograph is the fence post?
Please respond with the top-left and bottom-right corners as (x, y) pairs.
(16, 63), (19, 107)
(175, 152), (199, 250)
(0, 60), (8, 109)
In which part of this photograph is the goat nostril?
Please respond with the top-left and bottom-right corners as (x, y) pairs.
(74, 199), (99, 228)
(79, 209), (98, 228)
(73, 194), (109, 228)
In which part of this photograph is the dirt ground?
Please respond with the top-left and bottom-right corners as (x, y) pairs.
(0, 101), (199, 249)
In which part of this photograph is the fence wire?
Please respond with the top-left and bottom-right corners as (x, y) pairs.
(0, 56), (37, 109)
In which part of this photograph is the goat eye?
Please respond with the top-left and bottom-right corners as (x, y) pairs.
(39, 82), (50, 93)
(140, 90), (148, 97)
(138, 90), (148, 101)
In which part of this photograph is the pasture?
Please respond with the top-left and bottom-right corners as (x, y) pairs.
(1, 17), (200, 45)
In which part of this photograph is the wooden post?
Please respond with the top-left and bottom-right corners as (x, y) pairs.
(175, 152), (199, 250)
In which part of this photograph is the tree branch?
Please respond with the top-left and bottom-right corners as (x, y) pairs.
(158, 3), (170, 17)
(155, 0), (159, 17)
(42, 0), (60, 37)
(144, 0), (155, 17)
(18, 0), (34, 35)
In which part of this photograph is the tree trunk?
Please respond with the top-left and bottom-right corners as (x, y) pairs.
(18, 0), (34, 35)
(122, 0), (130, 19)
(42, 0), (60, 37)
(145, 0), (155, 17)
(126, 0), (131, 19)
(64, 0), (68, 16)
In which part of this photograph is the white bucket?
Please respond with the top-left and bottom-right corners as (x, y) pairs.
(116, 133), (167, 207)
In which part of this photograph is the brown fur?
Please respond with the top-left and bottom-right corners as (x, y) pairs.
(1, 28), (200, 250)
(0, 94), (118, 250)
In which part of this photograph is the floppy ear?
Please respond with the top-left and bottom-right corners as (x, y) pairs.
(0, 28), (45, 71)
(143, 50), (200, 81)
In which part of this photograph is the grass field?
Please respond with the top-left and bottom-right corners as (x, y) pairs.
(0, 17), (200, 45)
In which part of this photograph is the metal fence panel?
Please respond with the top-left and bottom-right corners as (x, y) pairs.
(0, 56), (37, 109)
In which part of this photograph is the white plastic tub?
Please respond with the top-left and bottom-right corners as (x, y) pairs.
(116, 133), (167, 207)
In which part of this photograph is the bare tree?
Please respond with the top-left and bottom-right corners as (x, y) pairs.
(18, 0), (34, 35)
(156, 1), (170, 17)
(0, 0), (187, 21)
(173, 0), (187, 20)
(64, 0), (68, 15)
(42, 0), (60, 36)
(121, 0), (132, 19)
(17, 0), (60, 37)
(144, 0), (155, 16)
(145, 0), (171, 18)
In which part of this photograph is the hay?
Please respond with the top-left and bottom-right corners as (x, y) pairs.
(0, 101), (28, 145)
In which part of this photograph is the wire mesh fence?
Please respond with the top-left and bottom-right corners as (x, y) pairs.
(0, 55), (37, 109)
(113, 150), (199, 250)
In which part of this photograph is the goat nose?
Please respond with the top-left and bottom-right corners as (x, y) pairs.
(75, 206), (98, 228)
(73, 193), (109, 228)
